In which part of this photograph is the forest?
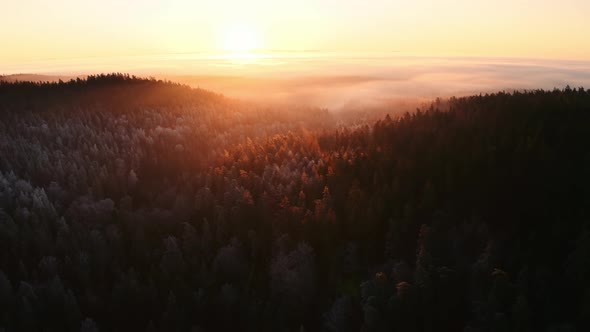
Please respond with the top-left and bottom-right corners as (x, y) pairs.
(0, 74), (589, 331)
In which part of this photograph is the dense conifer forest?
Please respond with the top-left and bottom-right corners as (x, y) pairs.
(0, 74), (589, 331)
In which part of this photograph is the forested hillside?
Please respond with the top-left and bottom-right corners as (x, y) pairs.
(0, 74), (589, 331)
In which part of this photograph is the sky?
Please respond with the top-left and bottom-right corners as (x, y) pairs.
(2, 0), (590, 65)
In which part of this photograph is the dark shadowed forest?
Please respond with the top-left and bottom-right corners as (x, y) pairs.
(0, 74), (589, 332)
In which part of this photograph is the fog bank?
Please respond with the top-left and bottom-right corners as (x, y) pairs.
(4, 53), (590, 111)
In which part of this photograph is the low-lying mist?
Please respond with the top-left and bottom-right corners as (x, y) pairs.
(4, 53), (590, 114)
(165, 55), (590, 111)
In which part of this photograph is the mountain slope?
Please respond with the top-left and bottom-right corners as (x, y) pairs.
(0, 76), (588, 331)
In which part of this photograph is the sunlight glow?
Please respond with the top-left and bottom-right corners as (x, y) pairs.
(221, 24), (263, 53)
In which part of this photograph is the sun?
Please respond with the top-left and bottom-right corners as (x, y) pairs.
(221, 24), (263, 53)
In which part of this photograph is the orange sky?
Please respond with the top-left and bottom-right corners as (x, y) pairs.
(1, 0), (589, 73)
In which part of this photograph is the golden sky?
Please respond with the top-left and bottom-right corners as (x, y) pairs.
(1, 0), (589, 66)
